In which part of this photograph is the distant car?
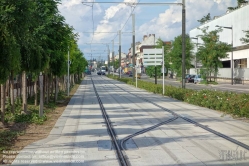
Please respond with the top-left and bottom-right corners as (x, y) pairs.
(194, 75), (203, 84)
(186, 74), (195, 83)
(129, 72), (141, 79)
(126, 71), (132, 75)
(97, 71), (105, 75)
(86, 70), (91, 75)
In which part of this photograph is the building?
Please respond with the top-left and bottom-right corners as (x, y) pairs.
(114, 52), (127, 68)
(189, 3), (249, 80)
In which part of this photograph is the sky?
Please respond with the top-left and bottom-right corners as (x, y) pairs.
(58, 0), (237, 60)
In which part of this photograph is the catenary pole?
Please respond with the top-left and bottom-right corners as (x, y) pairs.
(132, 14), (136, 82)
(181, 0), (186, 88)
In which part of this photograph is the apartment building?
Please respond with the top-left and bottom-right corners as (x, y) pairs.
(189, 3), (249, 80)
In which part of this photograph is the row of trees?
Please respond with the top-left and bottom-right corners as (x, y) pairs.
(0, 0), (88, 125)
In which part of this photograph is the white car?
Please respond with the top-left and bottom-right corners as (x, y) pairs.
(194, 75), (203, 84)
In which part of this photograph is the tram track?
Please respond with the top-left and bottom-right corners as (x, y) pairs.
(91, 77), (129, 166)
(101, 76), (249, 151)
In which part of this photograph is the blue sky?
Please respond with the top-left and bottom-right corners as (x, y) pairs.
(58, 0), (236, 60)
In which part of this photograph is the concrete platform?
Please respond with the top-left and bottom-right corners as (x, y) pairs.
(12, 77), (119, 166)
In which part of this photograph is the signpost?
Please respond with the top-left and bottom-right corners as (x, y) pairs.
(144, 47), (165, 94)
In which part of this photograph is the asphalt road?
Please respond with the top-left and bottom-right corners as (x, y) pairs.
(114, 72), (249, 93)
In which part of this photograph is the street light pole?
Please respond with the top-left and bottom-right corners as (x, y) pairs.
(112, 40), (114, 77)
(132, 14), (136, 82)
(216, 25), (233, 85)
(182, 0), (186, 89)
(119, 30), (121, 78)
(107, 44), (110, 75)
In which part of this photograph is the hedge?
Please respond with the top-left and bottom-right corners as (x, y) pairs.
(107, 75), (249, 118)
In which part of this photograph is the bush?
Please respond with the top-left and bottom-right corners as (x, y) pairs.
(0, 130), (20, 151)
(14, 108), (47, 125)
(107, 74), (249, 118)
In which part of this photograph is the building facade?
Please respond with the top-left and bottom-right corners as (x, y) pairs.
(189, 3), (249, 80)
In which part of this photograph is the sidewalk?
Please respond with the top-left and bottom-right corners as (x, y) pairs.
(11, 78), (119, 165)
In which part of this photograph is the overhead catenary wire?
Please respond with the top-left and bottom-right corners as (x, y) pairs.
(111, 0), (141, 42)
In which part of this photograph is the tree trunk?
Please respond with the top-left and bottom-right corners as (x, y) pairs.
(50, 76), (54, 99)
(8, 78), (10, 98)
(72, 74), (75, 86)
(0, 85), (1, 108)
(22, 71), (27, 113)
(34, 77), (38, 106)
(55, 76), (58, 102)
(43, 74), (45, 103)
(10, 71), (15, 113)
(64, 75), (66, 92)
(20, 74), (22, 98)
(46, 74), (49, 104)
(1, 84), (6, 125)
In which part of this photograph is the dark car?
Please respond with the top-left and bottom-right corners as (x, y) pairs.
(86, 70), (91, 75)
(126, 71), (132, 75)
(97, 71), (105, 75)
(186, 74), (195, 83)
(129, 72), (133, 77)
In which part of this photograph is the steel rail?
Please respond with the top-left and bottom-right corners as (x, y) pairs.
(120, 116), (178, 150)
(99, 77), (179, 150)
(91, 77), (128, 166)
(102, 76), (249, 151)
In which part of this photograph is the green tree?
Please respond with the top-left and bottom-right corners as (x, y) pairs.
(197, 13), (211, 25)
(228, 0), (248, 10)
(241, 28), (249, 44)
(155, 38), (171, 76)
(0, 0), (33, 123)
(168, 34), (194, 77)
(196, 27), (232, 81)
(110, 59), (119, 69)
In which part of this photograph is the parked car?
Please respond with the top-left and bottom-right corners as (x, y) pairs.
(126, 71), (132, 75)
(194, 75), (203, 84)
(186, 74), (195, 83)
(129, 72), (141, 79)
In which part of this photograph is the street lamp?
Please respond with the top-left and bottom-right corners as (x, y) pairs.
(191, 37), (198, 69)
(215, 25), (233, 85)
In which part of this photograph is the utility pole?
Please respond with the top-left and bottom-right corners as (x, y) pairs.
(67, 46), (70, 96)
(181, 0), (186, 89)
(112, 40), (114, 77)
(162, 46), (165, 95)
(119, 30), (121, 78)
(132, 14), (135, 82)
(107, 44), (110, 75)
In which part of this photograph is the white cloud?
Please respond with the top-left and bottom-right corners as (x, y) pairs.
(58, 0), (237, 59)
(136, 0), (236, 41)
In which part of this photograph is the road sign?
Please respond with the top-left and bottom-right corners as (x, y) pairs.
(143, 48), (163, 66)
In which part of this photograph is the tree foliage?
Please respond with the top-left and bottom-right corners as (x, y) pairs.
(240, 28), (249, 44)
(197, 13), (211, 25)
(196, 27), (232, 79)
(228, 0), (248, 10)
(0, 0), (87, 82)
(0, 0), (88, 122)
(168, 35), (194, 77)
